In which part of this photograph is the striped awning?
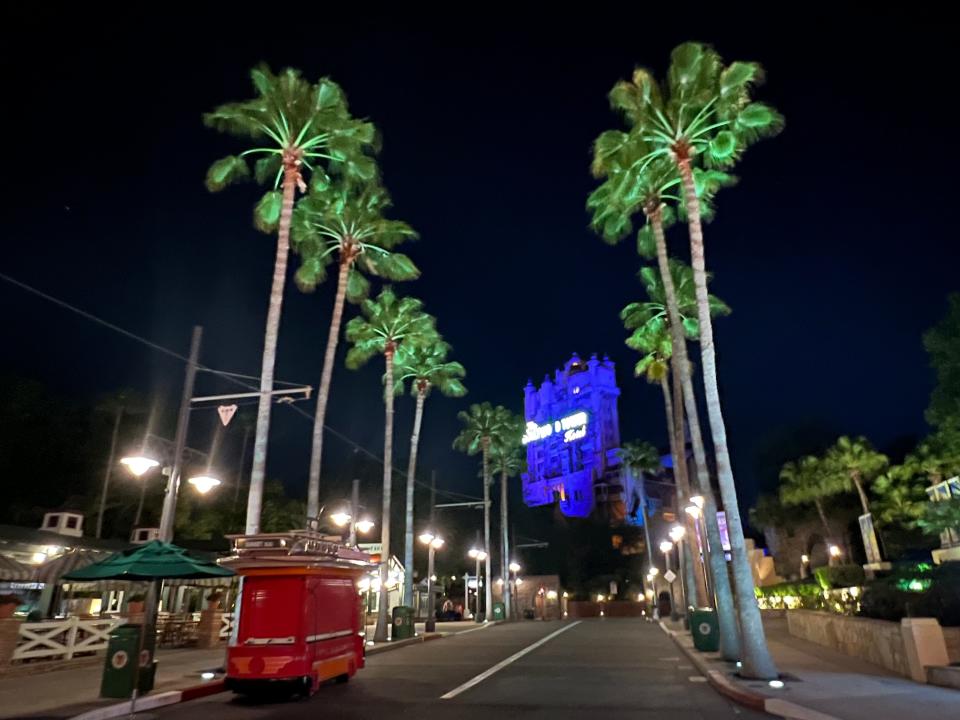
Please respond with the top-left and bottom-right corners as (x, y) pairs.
(34, 549), (109, 584)
(0, 554), (32, 581)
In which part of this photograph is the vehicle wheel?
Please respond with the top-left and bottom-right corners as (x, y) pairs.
(335, 673), (350, 684)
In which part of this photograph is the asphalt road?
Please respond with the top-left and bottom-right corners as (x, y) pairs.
(156, 619), (770, 719)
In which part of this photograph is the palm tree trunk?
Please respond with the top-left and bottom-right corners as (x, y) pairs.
(482, 439), (493, 618)
(650, 206), (739, 660)
(659, 375), (699, 611)
(246, 163), (298, 534)
(306, 259), (352, 521)
(852, 474), (871, 516)
(96, 406), (124, 539)
(813, 499), (840, 566)
(500, 467), (511, 619)
(670, 366), (709, 609)
(678, 159), (777, 679)
(374, 346), (396, 642)
(403, 388), (427, 607)
(636, 469), (656, 592)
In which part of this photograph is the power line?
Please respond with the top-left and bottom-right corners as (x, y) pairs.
(1, 270), (480, 502)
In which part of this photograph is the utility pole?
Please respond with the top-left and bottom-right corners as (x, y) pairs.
(158, 326), (202, 542)
(349, 478), (360, 546)
(429, 470), (436, 525)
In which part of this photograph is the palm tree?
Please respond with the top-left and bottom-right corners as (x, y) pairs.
(391, 336), (467, 605)
(618, 440), (661, 584)
(453, 402), (510, 618)
(345, 288), (434, 641)
(591, 128), (739, 658)
(825, 436), (888, 517)
(292, 179), (420, 520)
(489, 409), (524, 619)
(780, 456), (841, 563)
(605, 43), (783, 678)
(205, 65), (376, 534)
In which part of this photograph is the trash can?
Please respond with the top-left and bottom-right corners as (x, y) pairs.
(689, 608), (719, 652)
(392, 606), (415, 640)
(100, 625), (142, 698)
(492, 602), (506, 620)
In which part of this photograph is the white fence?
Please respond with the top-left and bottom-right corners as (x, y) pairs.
(13, 617), (127, 661)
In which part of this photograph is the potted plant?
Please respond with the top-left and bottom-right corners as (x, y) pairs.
(0, 593), (22, 619)
(126, 593), (146, 615)
(205, 591), (224, 610)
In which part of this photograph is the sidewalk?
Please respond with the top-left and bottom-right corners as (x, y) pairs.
(1, 646), (227, 719)
(1, 621), (486, 719)
(662, 615), (960, 720)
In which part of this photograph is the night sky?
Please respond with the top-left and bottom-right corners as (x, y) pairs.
(2, 9), (957, 540)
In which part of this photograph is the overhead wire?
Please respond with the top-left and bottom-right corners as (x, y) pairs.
(1, 271), (480, 502)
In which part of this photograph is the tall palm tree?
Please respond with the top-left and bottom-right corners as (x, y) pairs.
(345, 288), (434, 642)
(454, 402), (510, 617)
(592, 131), (737, 656)
(780, 456), (841, 564)
(618, 440), (662, 588)
(292, 179), (420, 520)
(825, 436), (889, 516)
(392, 336), (467, 605)
(605, 43), (783, 678)
(623, 311), (705, 609)
(489, 409), (524, 619)
(205, 65), (376, 533)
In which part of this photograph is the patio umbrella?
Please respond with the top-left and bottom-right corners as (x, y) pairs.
(34, 549), (107, 584)
(0, 555), (32, 581)
(62, 541), (234, 581)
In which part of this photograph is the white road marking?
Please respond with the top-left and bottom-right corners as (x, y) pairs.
(453, 623), (495, 636)
(689, 675), (708, 683)
(440, 621), (582, 699)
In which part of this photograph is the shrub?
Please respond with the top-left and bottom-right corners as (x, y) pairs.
(860, 561), (960, 626)
(814, 564), (865, 589)
(755, 581), (821, 599)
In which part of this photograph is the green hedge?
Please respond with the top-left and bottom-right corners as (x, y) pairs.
(814, 564), (866, 589)
(860, 562), (960, 626)
(754, 580), (821, 599)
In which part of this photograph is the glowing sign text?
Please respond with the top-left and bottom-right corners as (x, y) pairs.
(522, 411), (588, 445)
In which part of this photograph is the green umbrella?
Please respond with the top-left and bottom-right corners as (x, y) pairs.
(62, 540), (234, 581)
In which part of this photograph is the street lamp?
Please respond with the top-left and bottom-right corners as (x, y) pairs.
(187, 475), (221, 494)
(508, 562), (521, 620)
(669, 525), (688, 619)
(120, 456), (160, 477)
(330, 510), (352, 527)
(689, 495), (704, 509)
(420, 531), (444, 632)
(660, 540), (677, 619)
(468, 548), (487, 621)
(355, 518), (375, 534)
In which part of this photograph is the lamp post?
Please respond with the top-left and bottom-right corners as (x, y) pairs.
(669, 525), (688, 621)
(660, 539), (676, 619)
(420, 531), (444, 632)
(508, 561), (521, 621)
(685, 498), (713, 605)
(468, 548), (487, 621)
(800, 553), (810, 580)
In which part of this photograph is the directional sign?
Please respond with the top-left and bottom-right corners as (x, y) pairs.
(663, 570), (677, 584)
(218, 404), (238, 426)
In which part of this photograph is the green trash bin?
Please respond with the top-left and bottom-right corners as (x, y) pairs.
(100, 625), (142, 698)
(689, 608), (720, 652)
(392, 606), (415, 640)
(492, 602), (506, 621)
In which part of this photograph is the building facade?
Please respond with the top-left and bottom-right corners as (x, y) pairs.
(521, 353), (622, 518)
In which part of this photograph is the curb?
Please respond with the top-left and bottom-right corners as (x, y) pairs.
(658, 622), (842, 720)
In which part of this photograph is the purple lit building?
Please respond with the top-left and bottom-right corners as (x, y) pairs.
(521, 353), (623, 518)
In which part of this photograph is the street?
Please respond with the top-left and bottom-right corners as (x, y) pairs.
(154, 619), (769, 720)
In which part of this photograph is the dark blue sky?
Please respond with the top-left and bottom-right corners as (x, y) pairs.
(2, 8), (956, 531)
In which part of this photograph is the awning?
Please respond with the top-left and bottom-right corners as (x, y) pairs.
(34, 549), (109, 584)
(0, 555), (32, 581)
(63, 541), (235, 581)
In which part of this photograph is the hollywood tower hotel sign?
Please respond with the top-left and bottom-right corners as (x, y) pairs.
(521, 353), (623, 518)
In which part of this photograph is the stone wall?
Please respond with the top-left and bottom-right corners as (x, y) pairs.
(942, 626), (960, 664)
(786, 610), (911, 676)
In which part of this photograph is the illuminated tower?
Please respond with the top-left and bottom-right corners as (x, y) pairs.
(520, 353), (622, 518)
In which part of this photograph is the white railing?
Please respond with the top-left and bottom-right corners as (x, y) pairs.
(219, 612), (234, 639)
(14, 617), (127, 661)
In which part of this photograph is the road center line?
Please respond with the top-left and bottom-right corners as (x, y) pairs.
(440, 621), (582, 700)
(453, 622), (495, 636)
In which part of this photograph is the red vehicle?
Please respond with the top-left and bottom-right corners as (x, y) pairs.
(222, 531), (373, 696)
